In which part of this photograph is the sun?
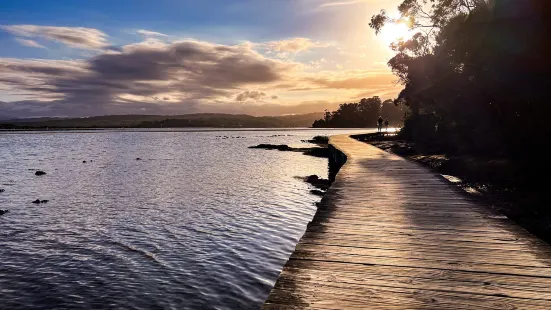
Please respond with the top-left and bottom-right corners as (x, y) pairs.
(379, 22), (414, 45)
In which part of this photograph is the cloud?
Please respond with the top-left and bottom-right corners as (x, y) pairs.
(1, 25), (109, 49)
(0, 39), (298, 117)
(303, 70), (397, 89)
(182, 99), (340, 117)
(216, 100), (341, 117)
(136, 29), (168, 37)
(308, 58), (327, 69)
(261, 38), (330, 54)
(236, 91), (267, 101)
(14, 38), (46, 49)
(0, 33), (401, 118)
(352, 88), (398, 99)
(319, 0), (367, 8)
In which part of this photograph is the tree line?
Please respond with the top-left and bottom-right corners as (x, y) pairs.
(0, 113), (324, 129)
(368, 0), (550, 187)
(312, 96), (406, 128)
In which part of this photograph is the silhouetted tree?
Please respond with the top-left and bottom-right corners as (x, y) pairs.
(371, 0), (551, 188)
(312, 96), (405, 128)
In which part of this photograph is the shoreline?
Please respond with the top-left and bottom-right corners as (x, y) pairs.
(0, 127), (370, 134)
(247, 135), (348, 200)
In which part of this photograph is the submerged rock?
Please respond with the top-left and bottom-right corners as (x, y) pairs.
(35, 170), (46, 176)
(306, 175), (330, 190)
(0, 188), (5, 193)
(0, 209), (8, 216)
(32, 199), (41, 204)
(136, 158), (142, 161)
(302, 147), (329, 158)
(249, 144), (291, 151)
(32, 199), (49, 204)
(249, 144), (329, 158)
(307, 175), (320, 183)
(83, 160), (87, 163)
(302, 136), (329, 145)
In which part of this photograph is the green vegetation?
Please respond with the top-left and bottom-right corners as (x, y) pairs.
(0, 113), (323, 129)
(312, 96), (405, 128)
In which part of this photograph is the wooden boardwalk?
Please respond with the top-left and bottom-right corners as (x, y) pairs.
(263, 134), (551, 309)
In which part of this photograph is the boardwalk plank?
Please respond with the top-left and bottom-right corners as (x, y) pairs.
(262, 134), (551, 309)
(293, 243), (551, 269)
(274, 270), (551, 301)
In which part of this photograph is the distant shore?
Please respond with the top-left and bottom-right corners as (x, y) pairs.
(0, 127), (370, 134)
(0, 112), (324, 129)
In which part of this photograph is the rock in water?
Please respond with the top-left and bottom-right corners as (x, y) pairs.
(302, 147), (329, 158)
(32, 199), (49, 204)
(0, 189), (5, 193)
(35, 171), (46, 176)
(0, 210), (9, 216)
(305, 175), (330, 190)
(83, 160), (87, 163)
(136, 158), (141, 161)
(306, 175), (319, 183)
(249, 144), (291, 151)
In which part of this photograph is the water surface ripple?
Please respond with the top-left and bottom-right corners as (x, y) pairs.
(0, 129), (365, 309)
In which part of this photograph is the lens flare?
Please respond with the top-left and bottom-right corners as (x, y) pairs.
(380, 22), (414, 45)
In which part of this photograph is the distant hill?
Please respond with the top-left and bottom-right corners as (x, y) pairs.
(0, 113), (324, 129)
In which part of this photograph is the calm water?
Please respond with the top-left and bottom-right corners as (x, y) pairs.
(0, 128), (366, 310)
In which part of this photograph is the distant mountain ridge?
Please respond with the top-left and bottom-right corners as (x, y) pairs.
(0, 113), (324, 129)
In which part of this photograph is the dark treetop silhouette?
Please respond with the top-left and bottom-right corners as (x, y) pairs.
(312, 96), (405, 128)
(369, 0), (550, 160)
(366, 0), (551, 218)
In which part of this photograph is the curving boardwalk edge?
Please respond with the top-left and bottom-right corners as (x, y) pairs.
(262, 134), (551, 310)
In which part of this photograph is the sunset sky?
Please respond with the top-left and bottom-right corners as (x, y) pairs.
(0, 0), (405, 118)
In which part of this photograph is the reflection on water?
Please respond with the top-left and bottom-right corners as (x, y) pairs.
(0, 129), (366, 310)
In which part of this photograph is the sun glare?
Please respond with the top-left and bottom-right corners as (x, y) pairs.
(379, 22), (414, 45)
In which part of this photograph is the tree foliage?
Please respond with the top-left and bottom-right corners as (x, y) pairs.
(312, 96), (405, 128)
(371, 0), (551, 167)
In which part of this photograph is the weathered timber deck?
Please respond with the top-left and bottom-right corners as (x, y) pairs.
(263, 134), (551, 309)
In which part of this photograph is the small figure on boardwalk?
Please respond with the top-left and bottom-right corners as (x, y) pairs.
(377, 116), (383, 133)
(384, 118), (389, 132)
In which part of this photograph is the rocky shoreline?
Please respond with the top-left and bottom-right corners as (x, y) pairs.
(249, 136), (331, 159)
(248, 144), (329, 158)
(249, 135), (345, 201)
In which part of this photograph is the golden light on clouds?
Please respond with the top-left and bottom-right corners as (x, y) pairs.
(0, 0), (410, 117)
